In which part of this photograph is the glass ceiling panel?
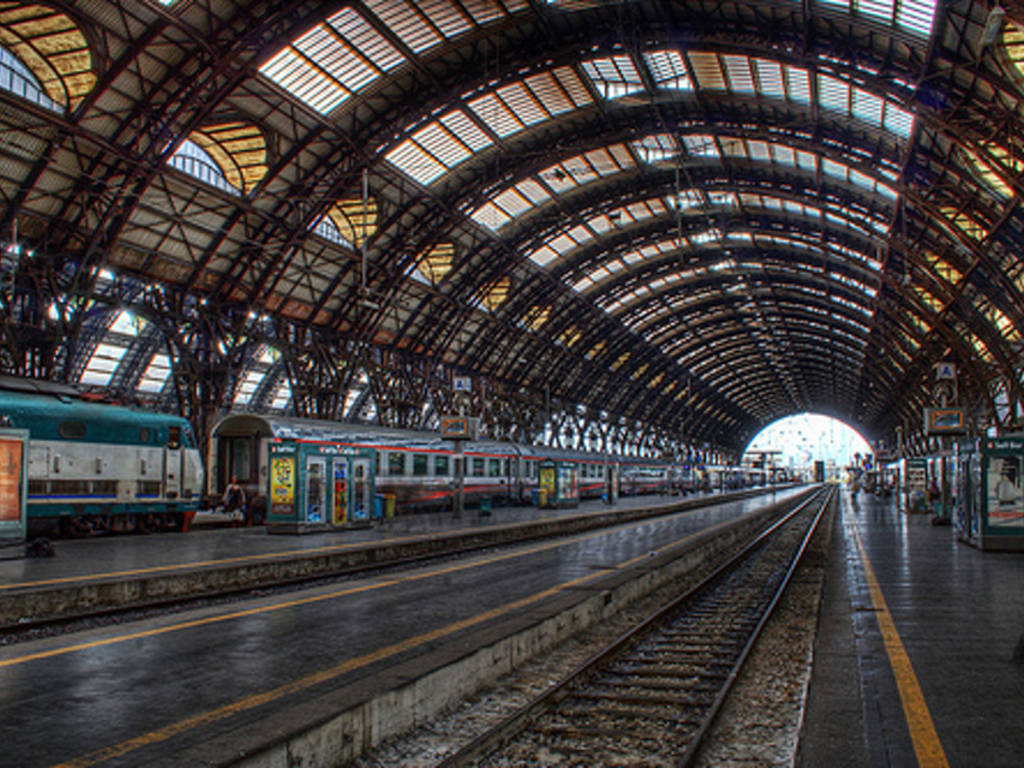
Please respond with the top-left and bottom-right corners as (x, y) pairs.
(138, 353), (171, 394)
(582, 55), (644, 99)
(233, 369), (267, 407)
(643, 50), (692, 90)
(80, 342), (126, 387)
(270, 378), (292, 411)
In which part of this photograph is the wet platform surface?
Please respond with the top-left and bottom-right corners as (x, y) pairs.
(0, 489), (734, 591)
(0, 488), (803, 767)
(800, 489), (1024, 768)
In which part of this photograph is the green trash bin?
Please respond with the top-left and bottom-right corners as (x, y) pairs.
(382, 493), (396, 520)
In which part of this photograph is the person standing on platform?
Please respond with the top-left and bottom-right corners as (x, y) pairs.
(223, 476), (248, 526)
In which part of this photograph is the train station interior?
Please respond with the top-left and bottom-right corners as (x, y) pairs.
(1, 0), (1024, 766)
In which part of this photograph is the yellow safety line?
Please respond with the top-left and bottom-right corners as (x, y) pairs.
(852, 525), (950, 768)
(0, 512), (736, 670)
(50, 544), (678, 768)
(0, 528), (482, 590)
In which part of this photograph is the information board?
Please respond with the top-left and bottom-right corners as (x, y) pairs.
(0, 429), (28, 543)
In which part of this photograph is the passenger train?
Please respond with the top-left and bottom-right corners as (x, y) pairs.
(209, 413), (726, 519)
(0, 377), (204, 536)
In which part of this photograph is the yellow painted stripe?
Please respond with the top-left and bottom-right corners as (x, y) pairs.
(0, 511), (736, 670)
(0, 528), (489, 591)
(852, 525), (950, 768)
(51, 545), (669, 768)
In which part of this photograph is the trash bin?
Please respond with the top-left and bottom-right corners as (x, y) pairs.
(383, 492), (396, 520)
(538, 489), (548, 508)
(530, 489), (539, 506)
(373, 495), (382, 519)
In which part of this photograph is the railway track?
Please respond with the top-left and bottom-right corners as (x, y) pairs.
(439, 484), (836, 768)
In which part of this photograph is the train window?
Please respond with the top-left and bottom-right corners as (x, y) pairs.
(488, 458), (501, 477)
(375, 451), (383, 474)
(472, 457), (484, 476)
(388, 452), (405, 476)
(58, 421), (86, 439)
(412, 454), (429, 476)
(435, 455), (449, 476)
(139, 427), (151, 443)
(168, 426), (181, 449)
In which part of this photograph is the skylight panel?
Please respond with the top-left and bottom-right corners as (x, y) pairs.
(582, 55), (645, 99)
(796, 150), (817, 171)
(525, 71), (576, 115)
(498, 82), (546, 126)
(818, 74), (850, 112)
(858, 0), (896, 24)
(687, 52), (726, 89)
(468, 92), (522, 137)
(530, 246), (558, 267)
(80, 342), (125, 387)
(897, 0), (937, 34)
(851, 88), (884, 125)
(233, 369), (266, 407)
(540, 163), (580, 192)
(261, 8), (407, 115)
(138, 353), (172, 394)
(723, 55), (756, 93)
(550, 233), (578, 255)
(683, 134), (719, 158)
(440, 109), (493, 151)
(634, 133), (679, 163)
(384, 137), (446, 185)
(883, 103), (914, 137)
(516, 179), (551, 205)
(341, 11), (405, 71)
(748, 140), (770, 160)
(492, 187), (533, 218)
(312, 214), (345, 244)
(270, 378), (292, 411)
(260, 49), (347, 114)
(365, 0), (446, 52)
(785, 67), (811, 103)
(755, 59), (785, 98)
(415, 121), (471, 167)
(109, 310), (143, 336)
(470, 202), (511, 230)
(644, 50), (692, 90)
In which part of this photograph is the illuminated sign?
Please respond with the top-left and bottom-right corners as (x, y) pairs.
(924, 407), (966, 435)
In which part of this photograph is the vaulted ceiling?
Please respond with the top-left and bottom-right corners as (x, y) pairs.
(1, 0), (1023, 452)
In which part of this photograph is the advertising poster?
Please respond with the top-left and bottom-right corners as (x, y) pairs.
(0, 438), (22, 523)
(333, 460), (348, 525)
(988, 455), (1024, 528)
(270, 455), (295, 515)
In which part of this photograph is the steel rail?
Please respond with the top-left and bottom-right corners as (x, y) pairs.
(438, 484), (835, 767)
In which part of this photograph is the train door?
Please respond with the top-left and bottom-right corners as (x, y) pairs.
(163, 426), (183, 499)
(352, 457), (370, 520)
(304, 456), (326, 523)
(332, 458), (348, 525)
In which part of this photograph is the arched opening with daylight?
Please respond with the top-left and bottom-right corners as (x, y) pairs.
(742, 412), (874, 480)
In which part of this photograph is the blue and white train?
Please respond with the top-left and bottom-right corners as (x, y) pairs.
(0, 377), (204, 535)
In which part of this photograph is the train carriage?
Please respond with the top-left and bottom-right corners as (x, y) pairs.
(0, 378), (204, 535)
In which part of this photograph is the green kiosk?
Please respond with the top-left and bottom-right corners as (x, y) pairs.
(267, 440), (375, 533)
(954, 436), (1024, 551)
(537, 459), (580, 508)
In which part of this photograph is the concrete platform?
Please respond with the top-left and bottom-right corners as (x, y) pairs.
(0, 487), (808, 767)
(0, 486), (785, 624)
(799, 489), (1024, 767)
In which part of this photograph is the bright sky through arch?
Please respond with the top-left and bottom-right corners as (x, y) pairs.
(743, 412), (873, 472)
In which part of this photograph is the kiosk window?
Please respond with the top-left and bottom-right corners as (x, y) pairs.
(388, 452), (406, 476)
(413, 454), (429, 476)
(435, 455), (449, 476)
(472, 457), (484, 476)
(489, 458), (501, 477)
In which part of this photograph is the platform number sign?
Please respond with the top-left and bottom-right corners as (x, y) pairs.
(453, 375), (472, 393)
